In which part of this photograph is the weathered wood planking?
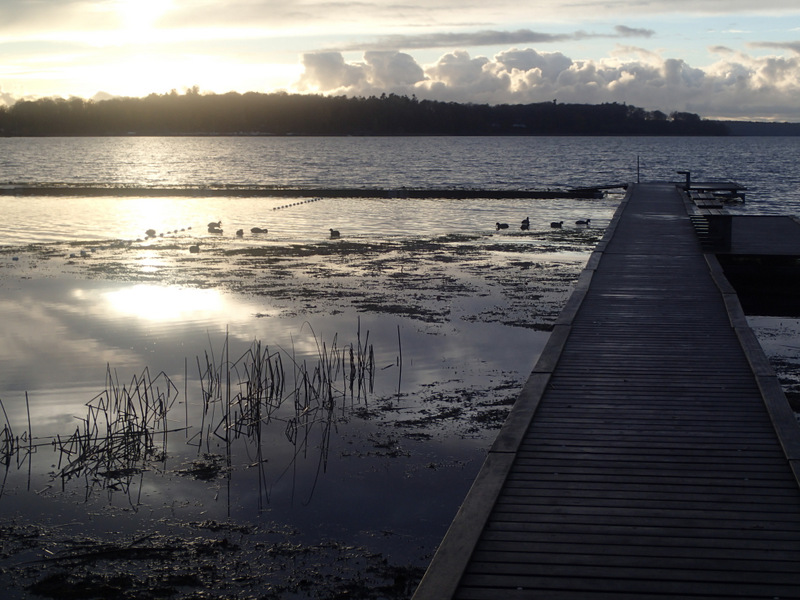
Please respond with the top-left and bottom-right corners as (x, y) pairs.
(413, 183), (800, 599)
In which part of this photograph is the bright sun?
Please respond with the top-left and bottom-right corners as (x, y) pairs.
(117, 0), (171, 35)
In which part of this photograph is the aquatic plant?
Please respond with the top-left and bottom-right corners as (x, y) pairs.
(188, 323), (376, 507)
(52, 366), (180, 502)
(0, 397), (17, 467)
(0, 323), (381, 506)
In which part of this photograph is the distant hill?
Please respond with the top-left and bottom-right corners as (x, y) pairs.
(0, 91), (731, 137)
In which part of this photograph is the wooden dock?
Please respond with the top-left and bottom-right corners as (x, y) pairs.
(413, 183), (800, 599)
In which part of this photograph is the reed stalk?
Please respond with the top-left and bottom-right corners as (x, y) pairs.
(1, 322), (380, 507)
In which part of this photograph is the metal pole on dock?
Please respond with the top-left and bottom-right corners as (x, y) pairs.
(677, 169), (691, 190)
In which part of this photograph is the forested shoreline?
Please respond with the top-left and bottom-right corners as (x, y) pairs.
(1, 90), (796, 136)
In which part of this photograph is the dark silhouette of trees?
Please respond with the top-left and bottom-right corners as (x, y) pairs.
(0, 91), (729, 136)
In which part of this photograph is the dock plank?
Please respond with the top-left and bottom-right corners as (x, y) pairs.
(413, 183), (800, 599)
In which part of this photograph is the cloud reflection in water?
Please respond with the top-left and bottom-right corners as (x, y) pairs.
(0, 274), (549, 568)
(101, 284), (225, 322)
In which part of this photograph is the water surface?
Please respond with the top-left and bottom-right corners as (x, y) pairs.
(1, 135), (799, 597)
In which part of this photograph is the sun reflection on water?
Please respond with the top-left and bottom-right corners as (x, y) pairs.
(101, 284), (225, 321)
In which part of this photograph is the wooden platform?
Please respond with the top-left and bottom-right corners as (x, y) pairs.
(413, 183), (800, 599)
(686, 181), (746, 203)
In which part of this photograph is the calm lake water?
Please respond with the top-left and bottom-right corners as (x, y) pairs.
(1, 135), (799, 244)
(1, 135), (799, 195)
(1, 136), (799, 597)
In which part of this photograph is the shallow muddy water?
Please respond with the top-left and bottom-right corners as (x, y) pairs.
(0, 205), (606, 598)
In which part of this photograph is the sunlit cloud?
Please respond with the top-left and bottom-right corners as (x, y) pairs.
(297, 45), (800, 121)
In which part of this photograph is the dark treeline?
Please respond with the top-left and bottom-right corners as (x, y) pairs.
(0, 89), (729, 136)
(724, 121), (800, 136)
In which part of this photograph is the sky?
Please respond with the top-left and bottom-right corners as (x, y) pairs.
(1, 0), (799, 121)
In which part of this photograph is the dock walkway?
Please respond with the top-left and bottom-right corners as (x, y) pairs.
(413, 183), (800, 599)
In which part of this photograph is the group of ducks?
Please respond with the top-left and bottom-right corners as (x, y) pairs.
(153, 213), (593, 256)
(188, 221), (270, 253)
(206, 221), (342, 239)
(551, 218), (591, 228)
(183, 221), (341, 253)
(143, 216), (344, 256)
(206, 221), (268, 236)
(204, 221), (340, 238)
(495, 217), (531, 231)
(495, 217), (591, 231)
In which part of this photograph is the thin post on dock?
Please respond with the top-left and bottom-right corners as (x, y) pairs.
(677, 169), (691, 190)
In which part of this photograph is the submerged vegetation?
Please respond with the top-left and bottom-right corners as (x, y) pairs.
(0, 90), (728, 136)
(0, 326), (377, 502)
(0, 322), (518, 598)
(0, 214), (600, 598)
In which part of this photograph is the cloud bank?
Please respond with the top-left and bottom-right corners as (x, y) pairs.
(298, 45), (800, 121)
(333, 26), (655, 52)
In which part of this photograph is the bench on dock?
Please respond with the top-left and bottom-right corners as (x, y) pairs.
(687, 181), (747, 202)
(690, 191), (724, 209)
